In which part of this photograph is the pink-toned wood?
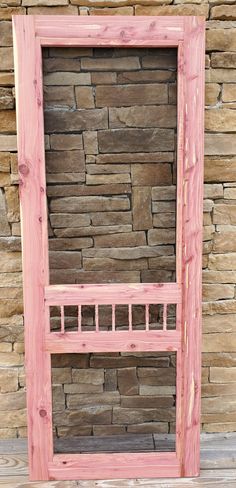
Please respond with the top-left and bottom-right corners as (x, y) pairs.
(163, 304), (167, 331)
(78, 305), (81, 333)
(60, 306), (64, 333)
(145, 304), (149, 331)
(49, 452), (180, 480)
(13, 16), (53, 481)
(45, 283), (181, 306)
(178, 17), (205, 477)
(128, 304), (132, 331)
(45, 330), (181, 354)
(13, 14), (205, 482)
(112, 304), (115, 332)
(34, 15), (184, 46)
(95, 304), (99, 332)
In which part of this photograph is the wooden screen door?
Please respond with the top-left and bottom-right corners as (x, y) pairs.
(13, 15), (205, 481)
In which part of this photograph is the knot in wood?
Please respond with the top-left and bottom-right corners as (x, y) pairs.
(19, 164), (29, 176)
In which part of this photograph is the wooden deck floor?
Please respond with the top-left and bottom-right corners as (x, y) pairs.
(0, 433), (236, 487)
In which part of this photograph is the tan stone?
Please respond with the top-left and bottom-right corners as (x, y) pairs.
(209, 253), (236, 270)
(204, 184), (223, 199)
(51, 196), (130, 213)
(211, 5), (236, 20)
(131, 164), (171, 186)
(152, 186), (176, 201)
(0, 72), (14, 86)
(0, 88), (14, 110)
(49, 237), (92, 250)
(206, 29), (236, 52)
(202, 352), (236, 368)
(0, 21), (12, 46)
(203, 284), (234, 301)
(46, 150), (85, 173)
(202, 383), (236, 398)
(117, 70), (175, 84)
(0, 252), (21, 272)
(203, 300), (236, 315)
(0, 172), (10, 186)
(52, 385), (65, 412)
(72, 368), (104, 385)
(153, 213), (175, 228)
(0, 47), (13, 70)
(205, 109), (236, 132)
(137, 367), (175, 386)
(98, 129), (174, 153)
(0, 391), (25, 411)
(45, 108), (108, 132)
(0, 369), (18, 393)
(0, 428), (16, 439)
(94, 231), (146, 248)
(203, 270), (236, 283)
(50, 213), (90, 228)
(28, 4), (77, 13)
(52, 367), (71, 384)
(224, 187), (236, 199)
(132, 187), (152, 231)
(64, 383), (103, 394)
(141, 270), (172, 282)
(44, 57), (81, 73)
(210, 367), (236, 383)
(127, 423), (168, 434)
(75, 86), (95, 109)
(223, 84), (236, 103)
(0, 409), (26, 428)
(86, 174), (130, 185)
(136, 4), (208, 16)
(203, 423), (236, 433)
(152, 202), (175, 213)
(205, 84), (220, 106)
(57, 426), (92, 437)
(203, 314), (236, 333)
(50, 134), (83, 151)
(205, 157), (236, 181)
(214, 205), (236, 225)
(202, 395), (236, 414)
(96, 84), (167, 108)
(212, 53), (236, 69)
(87, 164), (130, 175)
(91, 212), (132, 225)
(96, 152), (173, 165)
(83, 245), (173, 261)
(109, 105), (176, 129)
(44, 72), (90, 86)
(67, 392), (119, 408)
(54, 224), (132, 238)
(121, 396), (174, 408)
(93, 425), (125, 436)
(48, 183), (131, 197)
(70, 0), (171, 5)
(5, 186), (20, 223)
(206, 68), (236, 83)
(113, 407), (175, 424)
(23, 0), (68, 5)
(56, 407), (112, 426)
(49, 251), (81, 269)
(47, 173), (85, 184)
(0, 110), (16, 133)
(0, 6), (25, 20)
(203, 333), (236, 352)
(148, 229), (175, 245)
(83, 257), (148, 271)
(90, 6), (133, 15)
(82, 57), (140, 71)
(0, 153), (10, 172)
(44, 86), (75, 109)
(0, 189), (10, 236)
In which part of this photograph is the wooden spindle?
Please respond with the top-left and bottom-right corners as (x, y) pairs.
(112, 304), (115, 332)
(78, 305), (81, 333)
(128, 304), (132, 331)
(145, 304), (149, 331)
(163, 304), (167, 331)
(95, 304), (99, 332)
(60, 306), (64, 334)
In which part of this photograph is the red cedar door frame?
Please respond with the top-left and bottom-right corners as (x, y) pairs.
(13, 15), (205, 481)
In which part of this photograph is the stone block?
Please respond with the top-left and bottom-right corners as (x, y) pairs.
(0, 87), (14, 109)
(49, 237), (92, 250)
(109, 105), (176, 129)
(45, 108), (108, 132)
(210, 368), (236, 383)
(121, 396), (174, 408)
(203, 314), (236, 334)
(44, 72), (90, 86)
(203, 333), (236, 352)
(0, 189), (10, 236)
(209, 253), (236, 270)
(86, 174), (130, 185)
(0, 369), (18, 393)
(152, 186), (176, 200)
(48, 183), (131, 197)
(52, 385), (65, 412)
(50, 134), (83, 151)
(0, 47), (13, 70)
(93, 425), (125, 436)
(204, 184), (223, 199)
(0, 110), (16, 133)
(53, 406), (112, 426)
(224, 187), (236, 199)
(117, 367), (139, 396)
(213, 205), (236, 225)
(72, 369), (104, 385)
(206, 68), (236, 83)
(49, 251), (81, 269)
(83, 257), (148, 271)
(91, 211), (132, 226)
(67, 392), (120, 408)
(205, 83), (220, 106)
(0, 409), (27, 428)
(44, 57), (81, 73)
(153, 213), (175, 228)
(0, 251), (21, 272)
(52, 368), (71, 384)
(94, 232), (146, 249)
(205, 157), (236, 181)
(137, 367), (175, 386)
(117, 70), (175, 84)
(5, 186), (20, 222)
(148, 229), (175, 245)
(83, 131), (98, 155)
(203, 284), (234, 301)
(46, 150), (85, 173)
(211, 5), (236, 20)
(75, 86), (95, 109)
(113, 407), (175, 424)
(206, 29), (236, 51)
(96, 152), (173, 164)
(50, 196), (130, 213)
(0, 391), (25, 411)
(54, 224), (132, 238)
(141, 270), (172, 282)
(104, 369), (117, 391)
(91, 72), (117, 85)
(223, 84), (236, 102)
(98, 129), (174, 153)
(64, 383), (103, 394)
(203, 270), (236, 283)
(212, 53), (236, 69)
(127, 423), (168, 434)
(131, 163), (171, 186)
(132, 187), (152, 231)
(81, 57), (140, 71)
(205, 135), (236, 156)
(205, 109), (236, 132)
(44, 86), (75, 109)
(50, 213), (90, 228)
(136, 4), (208, 16)
(96, 84), (168, 107)
(152, 202), (176, 213)
(83, 246), (173, 260)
